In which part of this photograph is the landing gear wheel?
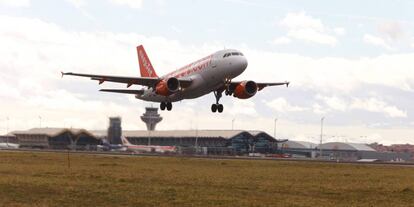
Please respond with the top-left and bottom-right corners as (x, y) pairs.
(160, 102), (166, 111)
(217, 104), (223, 113)
(211, 104), (217, 112)
(166, 102), (172, 111)
(211, 90), (224, 113)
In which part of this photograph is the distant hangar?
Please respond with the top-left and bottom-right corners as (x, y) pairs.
(282, 140), (410, 161)
(9, 128), (101, 150)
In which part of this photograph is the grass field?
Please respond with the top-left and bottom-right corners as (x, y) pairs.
(0, 151), (414, 207)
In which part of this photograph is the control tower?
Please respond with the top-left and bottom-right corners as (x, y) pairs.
(108, 117), (122, 144)
(140, 107), (162, 131)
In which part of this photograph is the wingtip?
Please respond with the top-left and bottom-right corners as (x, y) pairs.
(286, 81), (290, 87)
(61, 72), (72, 78)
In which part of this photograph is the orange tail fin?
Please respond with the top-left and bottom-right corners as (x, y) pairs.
(137, 45), (158, 78)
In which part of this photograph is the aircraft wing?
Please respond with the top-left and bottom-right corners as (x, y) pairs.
(62, 72), (159, 87)
(255, 81), (290, 90)
(61, 72), (193, 88)
(100, 89), (145, 95)
(230, 81), (289, 91)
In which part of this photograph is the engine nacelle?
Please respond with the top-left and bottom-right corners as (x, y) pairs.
(155, 77), (180, 96)
(233, 80), (258, 99)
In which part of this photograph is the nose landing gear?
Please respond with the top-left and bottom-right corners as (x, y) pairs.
(224, 79), (233, 96)
(211, 90), (224, 113)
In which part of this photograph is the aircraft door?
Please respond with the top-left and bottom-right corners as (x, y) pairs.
(211, 54), (217, 68)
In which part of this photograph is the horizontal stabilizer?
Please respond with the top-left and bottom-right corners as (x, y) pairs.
(100, 89), (145, 95)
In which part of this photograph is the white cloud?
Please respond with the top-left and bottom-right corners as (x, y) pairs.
(363, 34), (392, 50)
(0, 15), (212, 132)
(271, 36), (291, 45)
(312, 103), (327, 115)
(279, 11), (324, 31)
(278, 12), (338, 46)
(242, 48), (414, 93)
(286, 29), (337, 46)
(228, 100), (257, 116)
(377, 21), (404, 41)
(313, 96), (406, 118)
(0, 0), (30, 7)
(333, 27), (346, 36)
(66, 0), (87, 9)
(350, 98), (407, 118)
(316, 95), (347, 112)
(266, 98), (307, 112)
(109, 0), (143, 9)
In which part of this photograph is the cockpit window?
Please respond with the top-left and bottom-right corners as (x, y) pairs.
(224, 52), (243, 58)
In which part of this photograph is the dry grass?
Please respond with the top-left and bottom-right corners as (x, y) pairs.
(0, 151), (413, 207)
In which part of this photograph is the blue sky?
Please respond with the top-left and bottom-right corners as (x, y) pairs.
(4, 0), (414, 55)
(0, 0), (413, 144)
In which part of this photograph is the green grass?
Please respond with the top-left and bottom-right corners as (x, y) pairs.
(0, 151), (414, 207)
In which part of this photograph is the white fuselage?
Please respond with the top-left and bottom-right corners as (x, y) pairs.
(136, 49), (248, 102)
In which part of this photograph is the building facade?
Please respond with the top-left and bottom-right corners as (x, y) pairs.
(121, 130), (283, 154)
(281, 141), (412, 161)
(11, 128), (102, 150)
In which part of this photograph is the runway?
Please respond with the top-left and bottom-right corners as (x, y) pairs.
(1, 148), (413, 167)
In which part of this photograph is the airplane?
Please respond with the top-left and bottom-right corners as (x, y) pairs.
(97, 136), (176, 153)
(125, 145), (177, 154)
(62, 45), (289, 113)
(0, 143), (19, 149)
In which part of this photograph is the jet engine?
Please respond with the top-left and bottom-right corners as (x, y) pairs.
(155, 77), (180, 96)
(233, 81), (258, 99)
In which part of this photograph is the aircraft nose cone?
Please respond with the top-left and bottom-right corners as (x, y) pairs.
(236, 57), (248, 71)
(241, 57), (248, 69)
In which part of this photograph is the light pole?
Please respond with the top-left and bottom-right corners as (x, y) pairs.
(195, 112), (199, 153)
(231, 118), (235, 130)
(148, 130), (151, 146)
(6, 117), (9, 147)
(320, 117), (325, 159)
(274, 118), (278, 139)
(38, 116), (42, 128)
(6, 117), (9, 135)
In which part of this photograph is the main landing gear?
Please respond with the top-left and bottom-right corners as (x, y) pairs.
(160, 102), (172, 111)
(211, 90), (224, 113)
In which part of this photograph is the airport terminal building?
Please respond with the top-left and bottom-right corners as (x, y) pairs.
(2, 127), (412, 161)
(281, 140), (411, 161)
(92, 129), (284, 154)
(8, 128), (101, 150)
(4, 128), (284, 154)
(125, 130), (280, 154)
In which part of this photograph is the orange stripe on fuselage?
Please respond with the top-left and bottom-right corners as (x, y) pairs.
(163, 55), (213, 79)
